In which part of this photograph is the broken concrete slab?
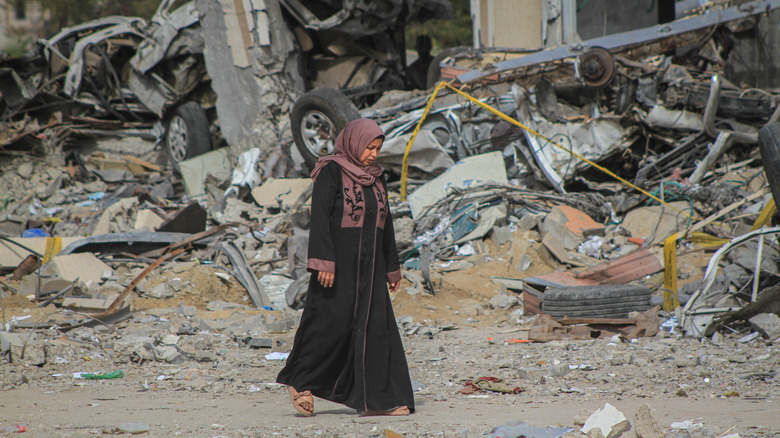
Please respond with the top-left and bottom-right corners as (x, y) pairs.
(1, 331), (47, 366)
(749, 313), (780, 341)
(408, 151), (509, 220)
(634, 404), (664, 438)
(178, 147), (232, 199)
(622, 201), (691, 245)
(581, 403), (631, 438)
(92, 197), (139, 235)
(542, 205), (603, 239)
(62, 295), (119, 311)
(0, 236), (79, 269)
(41, 253), (113, 284)
(134, 209), (165, 231)
(251, 178), (312, 210)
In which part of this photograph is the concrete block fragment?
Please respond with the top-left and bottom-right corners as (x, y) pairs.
(517, 213), (542, 231)
(178, 148), (232, 198)
(488, 294), (519, 309)
(161, 335), (180, 345)
(44, 253), (113, 284)
(622, 201), (689, 245)
(17, 162), (34, 179)
(516, 367), (545, 381)
(246, 337), (273, 348)
(92, 197), (139, 235)
(491, 226), (514, 246)
(634, 404), (664, 438)
(3, 333), (47, 366)
(581, 403), (632, 438)
(516, 254), (533, 271)
(148, 283), (175, 299)
(749, 313), (780, 341)
(154, 345), (185, 364)
(134, 209), (164, 231)
(10, 343), (47, 366)
(251, 178), (311, 210)
(62, 295), (118, 311)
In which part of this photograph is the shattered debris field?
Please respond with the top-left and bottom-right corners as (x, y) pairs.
(4, 0), (780, 437)
(2, 149), (780, 437)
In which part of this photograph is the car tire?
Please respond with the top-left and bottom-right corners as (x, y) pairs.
(165, 102), (211, 169)
(291, 88), (361, 167)
(758, 122), (780, 205)
(426, 46), (472, 89)
(541, 285), (652, 319)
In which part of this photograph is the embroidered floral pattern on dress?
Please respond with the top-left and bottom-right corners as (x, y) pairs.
(342, 177), (364, 227)
(340, 172), (388, 229)
(374, 184), (387, 229)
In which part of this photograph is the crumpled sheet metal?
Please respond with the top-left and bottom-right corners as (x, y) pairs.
(516, 90), (633, 192)
(130, 0), (201, 73)
(456, 0), (780, 84)
(681, 226), (780, 337)
(376, 130), (455, 179)
(407, 151), (508, 220)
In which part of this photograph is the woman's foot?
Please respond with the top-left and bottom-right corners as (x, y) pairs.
(287, 386), (314, 417)
(360, 406), (410, 416)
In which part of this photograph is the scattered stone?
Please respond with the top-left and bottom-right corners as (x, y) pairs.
(488, 294), (519, 309)
(148, 283), (175, 299)
(17, 162), (34, 179)
(749, 313), (780, 341)
(581, 403), (631, 438)
(634, 404), (663, 438)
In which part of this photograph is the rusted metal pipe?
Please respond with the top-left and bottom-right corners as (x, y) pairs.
(702, 75), (758, 144)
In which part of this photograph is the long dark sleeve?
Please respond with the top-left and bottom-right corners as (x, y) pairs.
(382, 180), (401, 283)
(306, 162), (339, 273)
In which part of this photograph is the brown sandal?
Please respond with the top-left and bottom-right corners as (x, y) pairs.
(288, 386), (314, 417)
(360, 406), (410, 416)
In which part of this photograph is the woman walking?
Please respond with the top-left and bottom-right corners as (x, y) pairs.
(277, 118), (414, 417)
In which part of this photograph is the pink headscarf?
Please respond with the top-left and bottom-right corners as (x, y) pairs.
(310, 118), (384, 186)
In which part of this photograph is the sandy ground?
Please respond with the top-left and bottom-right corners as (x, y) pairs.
(2, 156), (779, 437)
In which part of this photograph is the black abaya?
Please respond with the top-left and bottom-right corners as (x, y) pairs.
(276, 161), (415, 413)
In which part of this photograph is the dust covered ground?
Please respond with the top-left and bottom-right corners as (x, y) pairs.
(2, 258), (779, 437)
(0, 152), (779, 438)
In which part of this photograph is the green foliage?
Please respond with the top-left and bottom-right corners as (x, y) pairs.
(405, 0), (472, 54)
(36, 0), (162, 37)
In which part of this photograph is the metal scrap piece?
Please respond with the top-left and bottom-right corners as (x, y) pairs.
(457, 0), (780, 83)
(218, 240), (272, 308)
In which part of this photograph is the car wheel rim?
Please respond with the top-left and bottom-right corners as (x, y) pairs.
(167, 115), (189, 162)
(300, 110), (336, 158)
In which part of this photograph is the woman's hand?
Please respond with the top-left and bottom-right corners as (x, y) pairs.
(388, 281), (400, 293)
(318, 271), (335, 287)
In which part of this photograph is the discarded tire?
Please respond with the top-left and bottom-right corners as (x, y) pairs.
(758, 122), (780, 206)
(541, 285), (652, 319)
(165, 102), (211, 168)
(291, 88), (360, 167)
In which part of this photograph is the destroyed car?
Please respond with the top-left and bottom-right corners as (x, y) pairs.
(1, 0), (454, 169)
(293, 0), (780, 191)
(1, 0), (215, 166)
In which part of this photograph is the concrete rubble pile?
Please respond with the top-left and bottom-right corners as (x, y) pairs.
(1, 0), (780, 436)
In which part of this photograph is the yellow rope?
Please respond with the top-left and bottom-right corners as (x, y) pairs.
(663, 232), (680, 312)
(749, 197), (777, 232)
(441, 82), (696, 220)
(43, 236), (61, 265)
(400, 81), (448, 200)
(663, 196), (774, 309)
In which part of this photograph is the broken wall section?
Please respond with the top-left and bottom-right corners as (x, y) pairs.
(727, 7), (780, 88)
(196, 0), (305, 163)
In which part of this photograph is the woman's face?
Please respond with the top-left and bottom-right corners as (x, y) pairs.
(359, 137), (383, 166)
